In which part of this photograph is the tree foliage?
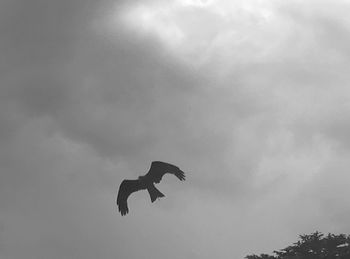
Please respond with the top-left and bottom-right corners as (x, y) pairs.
(245, 231), (350, 259)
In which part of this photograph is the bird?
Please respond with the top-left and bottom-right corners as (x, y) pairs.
(116, 161), (186, 215)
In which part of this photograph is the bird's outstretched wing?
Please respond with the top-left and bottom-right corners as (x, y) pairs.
(145, 161), (186, 183)
(117, 179), (143, 216)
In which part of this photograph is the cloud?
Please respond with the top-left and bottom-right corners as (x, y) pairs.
(1, 0), (350, 259)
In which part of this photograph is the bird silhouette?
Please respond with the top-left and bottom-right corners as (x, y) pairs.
(117, 161), (186, 215)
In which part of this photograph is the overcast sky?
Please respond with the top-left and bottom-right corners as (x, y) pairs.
(1, 0), (350, 258)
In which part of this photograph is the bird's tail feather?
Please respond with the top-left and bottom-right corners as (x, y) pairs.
(147, 185), (165, 202)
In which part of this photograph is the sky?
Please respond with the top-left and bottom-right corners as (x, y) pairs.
(1, 0), (350, 258)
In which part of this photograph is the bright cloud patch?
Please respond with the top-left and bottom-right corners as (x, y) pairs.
(115, 0), (281, 65)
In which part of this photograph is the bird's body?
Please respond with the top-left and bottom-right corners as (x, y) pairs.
(117, 161), (186, 215)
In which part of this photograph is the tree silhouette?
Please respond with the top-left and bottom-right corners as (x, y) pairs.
(245, 231), (350, 259)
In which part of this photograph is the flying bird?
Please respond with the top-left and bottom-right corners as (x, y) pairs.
(117, 161), (186, 215)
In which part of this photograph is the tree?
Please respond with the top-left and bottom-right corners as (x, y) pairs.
(245, 231), (350, 259)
